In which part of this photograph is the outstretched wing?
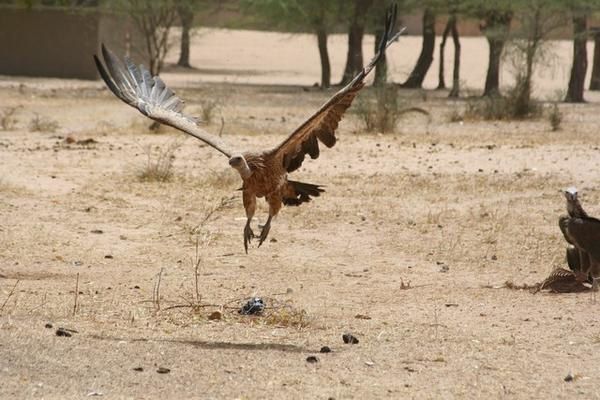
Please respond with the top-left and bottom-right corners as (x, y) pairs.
(270, 4), (404, 173)
(94, 44), (232, 157)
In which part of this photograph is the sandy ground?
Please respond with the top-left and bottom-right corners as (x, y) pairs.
(2, 30), (600, 399)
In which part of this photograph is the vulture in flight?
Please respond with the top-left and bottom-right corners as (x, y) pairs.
(559, 187), (600, 289)
(94, 5), (403, 253)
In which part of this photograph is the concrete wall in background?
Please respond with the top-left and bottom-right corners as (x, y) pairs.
(0, 8), (143, 80)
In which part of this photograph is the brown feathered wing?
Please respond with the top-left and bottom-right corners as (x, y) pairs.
(270, 6), (404, 173)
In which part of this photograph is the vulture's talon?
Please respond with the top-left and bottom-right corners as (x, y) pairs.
(258, 223), (271, 248)
(244, 225), (255, 253)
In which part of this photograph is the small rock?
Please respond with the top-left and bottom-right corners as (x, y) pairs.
(320, 346), (332, 353)
(90, 229), (103, 234)
(564, 372), (575, 382)
(355, 314), (371, 320)
(72, 261), (83, 267)
(306, 356), (319, 363)
(365, 361), (375, 367)
(45, 323), (53, 329)
(342, 333), (359, 344)
(156, 367), (170, 374)
(270, 238), (277, 243)
(491, 254), (497, 261)
(445, 303), (459, 307)
(55, 328), (72, 337)
(104, 255), (113, 259)
(208, 310), (222, 321)
(133, 367), (144, 372)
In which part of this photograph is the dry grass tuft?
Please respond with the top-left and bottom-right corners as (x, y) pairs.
(29, 113), (60, 132)
(198, 99), (222, 124)
(0, 106), (21, 130)
(262, 305), (312, 328)
(138, 140), (182, 182)
(355, 86), (429, 133)
(548, 103), (562, 131)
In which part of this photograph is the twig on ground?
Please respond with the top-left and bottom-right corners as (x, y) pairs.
(73, 273), (79, 316)
(0, 280), (19, 313)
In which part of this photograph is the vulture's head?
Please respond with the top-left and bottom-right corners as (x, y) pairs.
(563, 187), (579, 202)
(229, 154), (252, 179)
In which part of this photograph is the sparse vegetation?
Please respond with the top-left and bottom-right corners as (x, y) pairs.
(0, 106), (20, 130)
(138, 140), (181, 182)
(355, 86), (429, 133)
(28, 113), (60, 132)
(262, 305), (311, 328)
(199, 99), (221, 124)
(463, 85), (542, 121)
(548, 103), (562, 131)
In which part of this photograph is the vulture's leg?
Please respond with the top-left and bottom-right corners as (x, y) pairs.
(577, 249), (592, 283)
(243, 190), (256, 253)
(258, 215), (272, 248)
(590, 259), (600, 292)
(258, 195), (282, 247)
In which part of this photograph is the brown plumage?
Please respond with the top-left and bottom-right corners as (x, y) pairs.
(559, 187), (600, 288)
(94, 5), (403, 253)
(535, 268), (590, 293)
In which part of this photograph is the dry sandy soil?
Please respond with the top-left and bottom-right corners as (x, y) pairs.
(2, 30), (600, 399)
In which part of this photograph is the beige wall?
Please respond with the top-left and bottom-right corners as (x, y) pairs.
(0, 8), (143, 80)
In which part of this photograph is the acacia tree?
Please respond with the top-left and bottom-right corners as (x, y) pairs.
(590, 28), (600, 90)
(339, 0), (374, 85)
(368, 0), (399, 86)
(479, 8), (513, 96)
(565, 1), (593, 102)
(124, 0), (179, 75)
(242, 0), (342, 88)
(401, 5), (437, 88)
(437, 0), (462, 97)
(176, 0), (195, 68)
(506, 0), (565, 116)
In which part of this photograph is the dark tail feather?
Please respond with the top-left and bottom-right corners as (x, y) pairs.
(283, 180), (324, 206)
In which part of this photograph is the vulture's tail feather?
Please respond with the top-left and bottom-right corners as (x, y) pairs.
(283, 180), (324, 206)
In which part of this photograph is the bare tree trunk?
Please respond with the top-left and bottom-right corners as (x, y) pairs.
(437, 17), (453, 90)
(374, 27), (387, 86)
(340, 0), (373, 86)
(177, 4), (194, 68)
(449, 16), (461, 98)
(590, 29), (600, 90)
(401, 8), (436, 88)
(482, 11), (512, 97)
(316, 26), (331, 88)
(566, 14), (588, 102)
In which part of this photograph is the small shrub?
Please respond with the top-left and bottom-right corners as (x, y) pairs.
(138, 140), (181, 182)
(448, 108), (463, 123)
(0, 106), (20, 130)
(356, 86), (429, 133)
(29, 113), (60, 132)
(199, 99), (221, 124)
(263, 306), (311, 328)
(548, 103), (562, 131)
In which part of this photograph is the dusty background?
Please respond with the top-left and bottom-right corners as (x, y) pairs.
(1, 29), (600, 399)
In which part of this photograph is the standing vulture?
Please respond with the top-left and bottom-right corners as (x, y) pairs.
(559, 187), (600, 288)
(94, 6), (403, 253)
